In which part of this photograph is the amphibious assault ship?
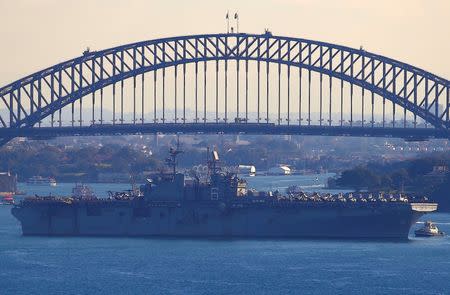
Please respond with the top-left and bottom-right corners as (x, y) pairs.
(12, 148), (437, 239)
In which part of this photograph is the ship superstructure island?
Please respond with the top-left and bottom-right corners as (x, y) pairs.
(12, 147), (437, 239)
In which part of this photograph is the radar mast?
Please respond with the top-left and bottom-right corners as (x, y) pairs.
(165, 136), (183, 177)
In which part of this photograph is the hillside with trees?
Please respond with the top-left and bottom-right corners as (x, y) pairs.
(0, 144), (160, 182)
(330, 152), (450, 211)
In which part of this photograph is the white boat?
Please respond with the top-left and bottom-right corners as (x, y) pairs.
(26, 176), (57, 186)
(415, 221), (445, 237)
(267, 165), (291, 175)
(238, 165), (256, 177)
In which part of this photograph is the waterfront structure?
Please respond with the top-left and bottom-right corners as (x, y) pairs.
(0, 172), (17, 194)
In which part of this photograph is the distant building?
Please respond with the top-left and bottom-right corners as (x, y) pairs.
(432, 165), (448, 174)
(235, 135), (251, 146)
(0, 172), (18, 194)
(428, 165), (449, 176)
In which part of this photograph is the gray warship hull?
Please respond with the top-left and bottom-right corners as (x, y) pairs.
(11, 201), (437, 239)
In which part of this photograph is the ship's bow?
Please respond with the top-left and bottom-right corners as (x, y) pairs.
(11, 205), (21, 222)
(11, 205), (50, 236)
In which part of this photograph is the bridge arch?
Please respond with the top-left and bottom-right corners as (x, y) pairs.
(0, 33), (449, 142)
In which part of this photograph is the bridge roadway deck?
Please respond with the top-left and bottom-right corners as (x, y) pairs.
(1, 123), (449, 140)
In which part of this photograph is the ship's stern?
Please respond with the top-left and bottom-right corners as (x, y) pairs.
(410, 203), (438, 225)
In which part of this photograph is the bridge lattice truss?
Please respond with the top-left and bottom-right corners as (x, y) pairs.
(0, 33), (449, 144)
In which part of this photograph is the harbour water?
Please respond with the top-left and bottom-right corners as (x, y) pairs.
(2, 175), (450, 294)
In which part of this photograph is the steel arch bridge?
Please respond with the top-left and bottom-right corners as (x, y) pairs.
(0, 32), (449, 145)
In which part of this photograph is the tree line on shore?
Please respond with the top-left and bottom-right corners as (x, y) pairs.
(329, 152), (450, 211)
(0, 137), (345, 183)
(0, 144), (160, 182)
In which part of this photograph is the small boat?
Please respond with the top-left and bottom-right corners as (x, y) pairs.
(0, 194), (15, 205)
(27, 176), (57, 186)
(415, 221), (445, 237)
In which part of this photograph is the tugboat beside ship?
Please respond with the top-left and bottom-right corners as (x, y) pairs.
(415, 221), (445, 237)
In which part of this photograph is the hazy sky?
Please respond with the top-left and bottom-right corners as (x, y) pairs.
(0, 0), (449, 87)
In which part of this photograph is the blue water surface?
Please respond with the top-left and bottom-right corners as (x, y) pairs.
(1, 179), (449, 295)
